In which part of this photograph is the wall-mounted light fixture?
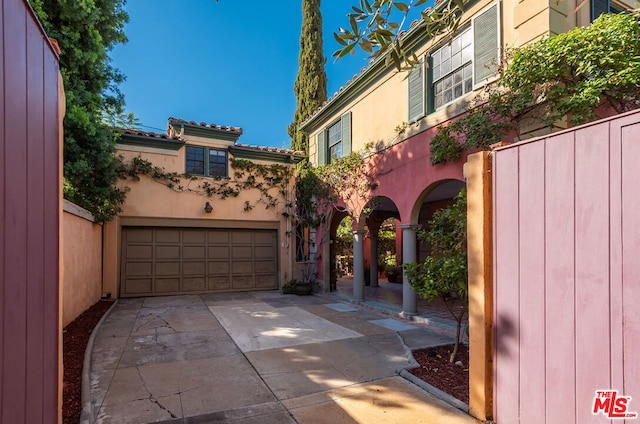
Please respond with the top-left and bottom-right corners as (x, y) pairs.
(204, 202), (213, 214)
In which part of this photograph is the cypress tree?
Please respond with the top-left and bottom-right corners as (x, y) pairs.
(289, 0), (327, 156)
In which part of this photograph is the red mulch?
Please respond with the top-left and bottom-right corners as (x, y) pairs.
(63, 300), (113, 424)
(409, 344), (470, 404)
(62, 301), (469, 423)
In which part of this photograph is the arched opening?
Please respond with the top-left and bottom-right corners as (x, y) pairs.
(416, 180), (466, 262)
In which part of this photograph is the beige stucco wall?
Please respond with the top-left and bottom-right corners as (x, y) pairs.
(62, 201), (103, 327)
(103, 145), (296, 298)
(307, 0), (628, 163)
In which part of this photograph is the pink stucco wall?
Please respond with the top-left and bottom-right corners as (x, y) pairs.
(492, 109), (640, 423)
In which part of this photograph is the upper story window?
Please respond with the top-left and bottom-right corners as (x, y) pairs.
(413, 2), (499, 113)
(328, 120), (343, 162)
(185, 145), (228, 178)
(316, 112), (352, 165)
(592, 0), (625, 21)
(432, 29), (473, 109)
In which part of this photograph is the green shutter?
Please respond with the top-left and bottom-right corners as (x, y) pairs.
(317, 131), (326, 165)
(408, 59), (425, 122)
(591, 0), (609, 21)
(341, 112), (351, 157)
(473, 3), (499, 87)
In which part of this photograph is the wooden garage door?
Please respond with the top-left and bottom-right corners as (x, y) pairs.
(121, 227), (278, 297)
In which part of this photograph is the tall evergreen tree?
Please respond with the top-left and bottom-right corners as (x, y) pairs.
(31, 0), (129, 222)
(288, 0), (327, 155)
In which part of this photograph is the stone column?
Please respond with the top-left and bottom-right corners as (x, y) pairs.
(369, 229), (379, 287)
(352, 229), (366, 301)
(399, 224), (419, 316)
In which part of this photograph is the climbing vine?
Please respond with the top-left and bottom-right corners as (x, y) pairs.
(430, 11), (640, 164)
(118, 155), (295, 214)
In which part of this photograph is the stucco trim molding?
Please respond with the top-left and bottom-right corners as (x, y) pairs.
(63, 199), (98, 223)
(117, 216), (280, 230)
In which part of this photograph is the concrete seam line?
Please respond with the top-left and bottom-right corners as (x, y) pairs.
(79, 299), (119, 424)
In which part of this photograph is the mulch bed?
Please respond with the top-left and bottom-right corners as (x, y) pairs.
(62, 301), (469, 423)
(63, 300), (114, 424)
(409, 344), (470, 404)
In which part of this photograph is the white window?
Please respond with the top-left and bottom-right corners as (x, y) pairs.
(430, 2), (500, 110)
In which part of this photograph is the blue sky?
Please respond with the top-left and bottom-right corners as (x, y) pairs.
(110, 1), (422, 148)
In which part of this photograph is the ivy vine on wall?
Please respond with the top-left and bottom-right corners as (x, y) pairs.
(118, 155), (295, 215)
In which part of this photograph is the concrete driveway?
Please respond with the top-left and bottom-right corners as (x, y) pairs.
(85, 292), (478, 424)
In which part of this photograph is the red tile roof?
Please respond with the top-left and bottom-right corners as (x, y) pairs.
(120, 127), (182, 140)
(234, 143), (305, 156)
(168, 117), (243, 135)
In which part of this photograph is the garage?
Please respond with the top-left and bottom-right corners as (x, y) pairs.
(120, 227), (278, 297)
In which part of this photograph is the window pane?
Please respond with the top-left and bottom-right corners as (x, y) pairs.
(441, 58), (451, 75)
(435, 95), (443, 109)
(209, 149), (227, 177)
(444, 75), (452, 90)
(330, 142), (342, 161)
(441, 44), (450, 59)
(454, 83), (463, 98)
(328, 120), (342, 146)
(444, 89), (453, 103)
(435, 80), (442, 94)
(454, 69), (463, 84)
(462, 45), (472, 63)
(464, 62), (473, 79)
(464, 78), (473, 93)
(451, 36), (461, 54)
(432, 49), (440, 64)
(461, 29), (472, 47)
(186, 146), (205, 175)
(433, 64), (441, 81)
(452, 52), (461, 70)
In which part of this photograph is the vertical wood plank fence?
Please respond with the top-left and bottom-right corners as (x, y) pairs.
(492, 109), (640, 423)
(1, 0), (61, 422)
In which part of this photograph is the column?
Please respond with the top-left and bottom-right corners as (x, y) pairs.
(369, 230), (379, 287)
(399, 224), (419, 316)
(352, 229), (366, 301)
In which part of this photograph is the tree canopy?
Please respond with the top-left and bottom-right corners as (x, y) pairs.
(32, 0), (130, 222)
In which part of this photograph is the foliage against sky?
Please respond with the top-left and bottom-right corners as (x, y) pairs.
(32, 0), (130, 222)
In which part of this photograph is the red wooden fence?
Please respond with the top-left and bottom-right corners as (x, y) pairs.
(1, 0), (61, 422)
(493, 110), (640, 423)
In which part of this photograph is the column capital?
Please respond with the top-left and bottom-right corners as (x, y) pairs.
(397, 224), (420, 230)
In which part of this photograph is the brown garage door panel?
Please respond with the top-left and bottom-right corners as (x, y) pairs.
(121, 227), (278, 297)
(123, 278), (153, 294)
(156, 278), (180, 293)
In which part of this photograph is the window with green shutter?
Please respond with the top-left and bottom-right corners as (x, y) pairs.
(429, 2), (499, 110)
(316, 112), (352, 165)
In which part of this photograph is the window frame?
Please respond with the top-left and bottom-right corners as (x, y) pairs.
(185, 145), (228, 178)
(431, 27), (474, 110)
(316, 111), (351, 166)
(427, 1), (500, 112)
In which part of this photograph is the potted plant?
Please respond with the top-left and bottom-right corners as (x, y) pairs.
(385, 263), (399, 283)
(294, 279), (313, 296)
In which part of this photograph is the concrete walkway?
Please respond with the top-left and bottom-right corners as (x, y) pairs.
(86, 292), (478, 424)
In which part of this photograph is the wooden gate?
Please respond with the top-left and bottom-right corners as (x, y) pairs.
(1, 0), (62, 422)
(492, 110), (640, 423)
